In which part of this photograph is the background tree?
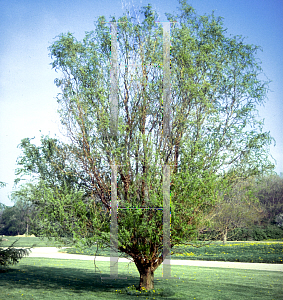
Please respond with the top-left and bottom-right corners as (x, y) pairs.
(0, 187), (38, 237)
(0, 203), (29, 236)
(275, 213), (283, 228)
(0, 182), (7, 210)
(15, 1), (275, 290)
(0, 181), (7, 189)
(0, 203), (7, 234)
(0, 203), (6, 210)
(201, 177), (267, 244)
(0, 181), (33, 271)
(255, 174), (283, 226)
(0, 182), (8, 235)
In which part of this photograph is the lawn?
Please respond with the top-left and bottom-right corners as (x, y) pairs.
(0, 236), (65, 248)
(0, 257), (282, 299)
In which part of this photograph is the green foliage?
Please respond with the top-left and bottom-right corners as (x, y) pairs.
(200, 176), (267, 243)
(255, 174), (283, 225)
(15, 136), (82, 191)
(264, 225), (283, 239)
(0, 206), (26, 236)
(0, 193), (38, 236)
(231, 225), (283, 241)
(252, 227), (268, 241)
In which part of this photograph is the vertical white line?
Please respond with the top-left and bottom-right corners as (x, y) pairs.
(162, 22), (171, 140)
(110, 22), (119, 278)
(162, 22), (171, 279)
(163, 164), (171, 278)
(110, 22), (118, 138)
(110, 163), (118, 277)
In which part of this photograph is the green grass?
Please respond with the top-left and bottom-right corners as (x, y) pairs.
(0, 257), (282, 299)
(0, 236), (66, 247)
(58, 240), (283, 264)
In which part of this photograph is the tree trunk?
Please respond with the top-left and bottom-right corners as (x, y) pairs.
(223, 227), (228, 244)
(131, 246), (166, 290)
(138, 265), (154, 290)
(133, 256), (161, 291)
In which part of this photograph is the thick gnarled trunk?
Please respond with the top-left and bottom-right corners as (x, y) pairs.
(133, 255), (164, 290)
(139, 266), (154, 290)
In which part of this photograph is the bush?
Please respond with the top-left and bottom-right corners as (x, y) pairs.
(252, 227), (267, 240)
(0, 237), (34, 270)
(230, 228), (250, 241)
(265, 224), (283, 239)
(229, 225), (283, 241)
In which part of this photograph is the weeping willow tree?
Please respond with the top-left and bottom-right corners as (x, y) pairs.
(15, 0), (274, 290)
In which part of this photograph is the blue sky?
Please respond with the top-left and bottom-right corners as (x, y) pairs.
(0, 0), (282, 206)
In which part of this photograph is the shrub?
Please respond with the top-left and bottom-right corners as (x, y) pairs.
(229, 225), (283, 241)
(252, 227), (267, 241)
(0, 237), (34, 270)
(265, 224), (283, 239)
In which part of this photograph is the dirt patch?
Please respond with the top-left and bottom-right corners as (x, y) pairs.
(14, 234), (36, 237)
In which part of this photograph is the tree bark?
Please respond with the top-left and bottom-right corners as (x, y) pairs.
(223, 226), (228, 244)
(139, 265), (154, 290)
(132, 253), (164, 290)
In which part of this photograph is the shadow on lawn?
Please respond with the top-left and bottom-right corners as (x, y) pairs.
(0, 264), (177, 299)
(1, 265), (134, 291)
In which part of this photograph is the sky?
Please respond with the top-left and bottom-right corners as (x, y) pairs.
(0, 0), (282, 206)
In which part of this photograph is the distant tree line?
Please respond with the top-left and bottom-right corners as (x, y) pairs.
(0, 198), (37, 236)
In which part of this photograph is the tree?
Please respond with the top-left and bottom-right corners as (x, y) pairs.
(0, 187), (37, 237)
(10, 183), (49, 237)
(0, 182), (8, 234)
(0, 182), (7, 208)
(0, 204), (29, 236)
(0, 182), (33, 271)
(0, 203), (7, 234)
(202, 177), (267, 244)
(275, 213), (283, 228)
(15, 1), (275, 290)
(255, 174), (283, 225)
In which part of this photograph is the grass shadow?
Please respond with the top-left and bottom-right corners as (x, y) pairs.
(0, 258), (179, 299)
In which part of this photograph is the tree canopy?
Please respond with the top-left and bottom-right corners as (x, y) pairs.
(15, 0), (275, 290)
